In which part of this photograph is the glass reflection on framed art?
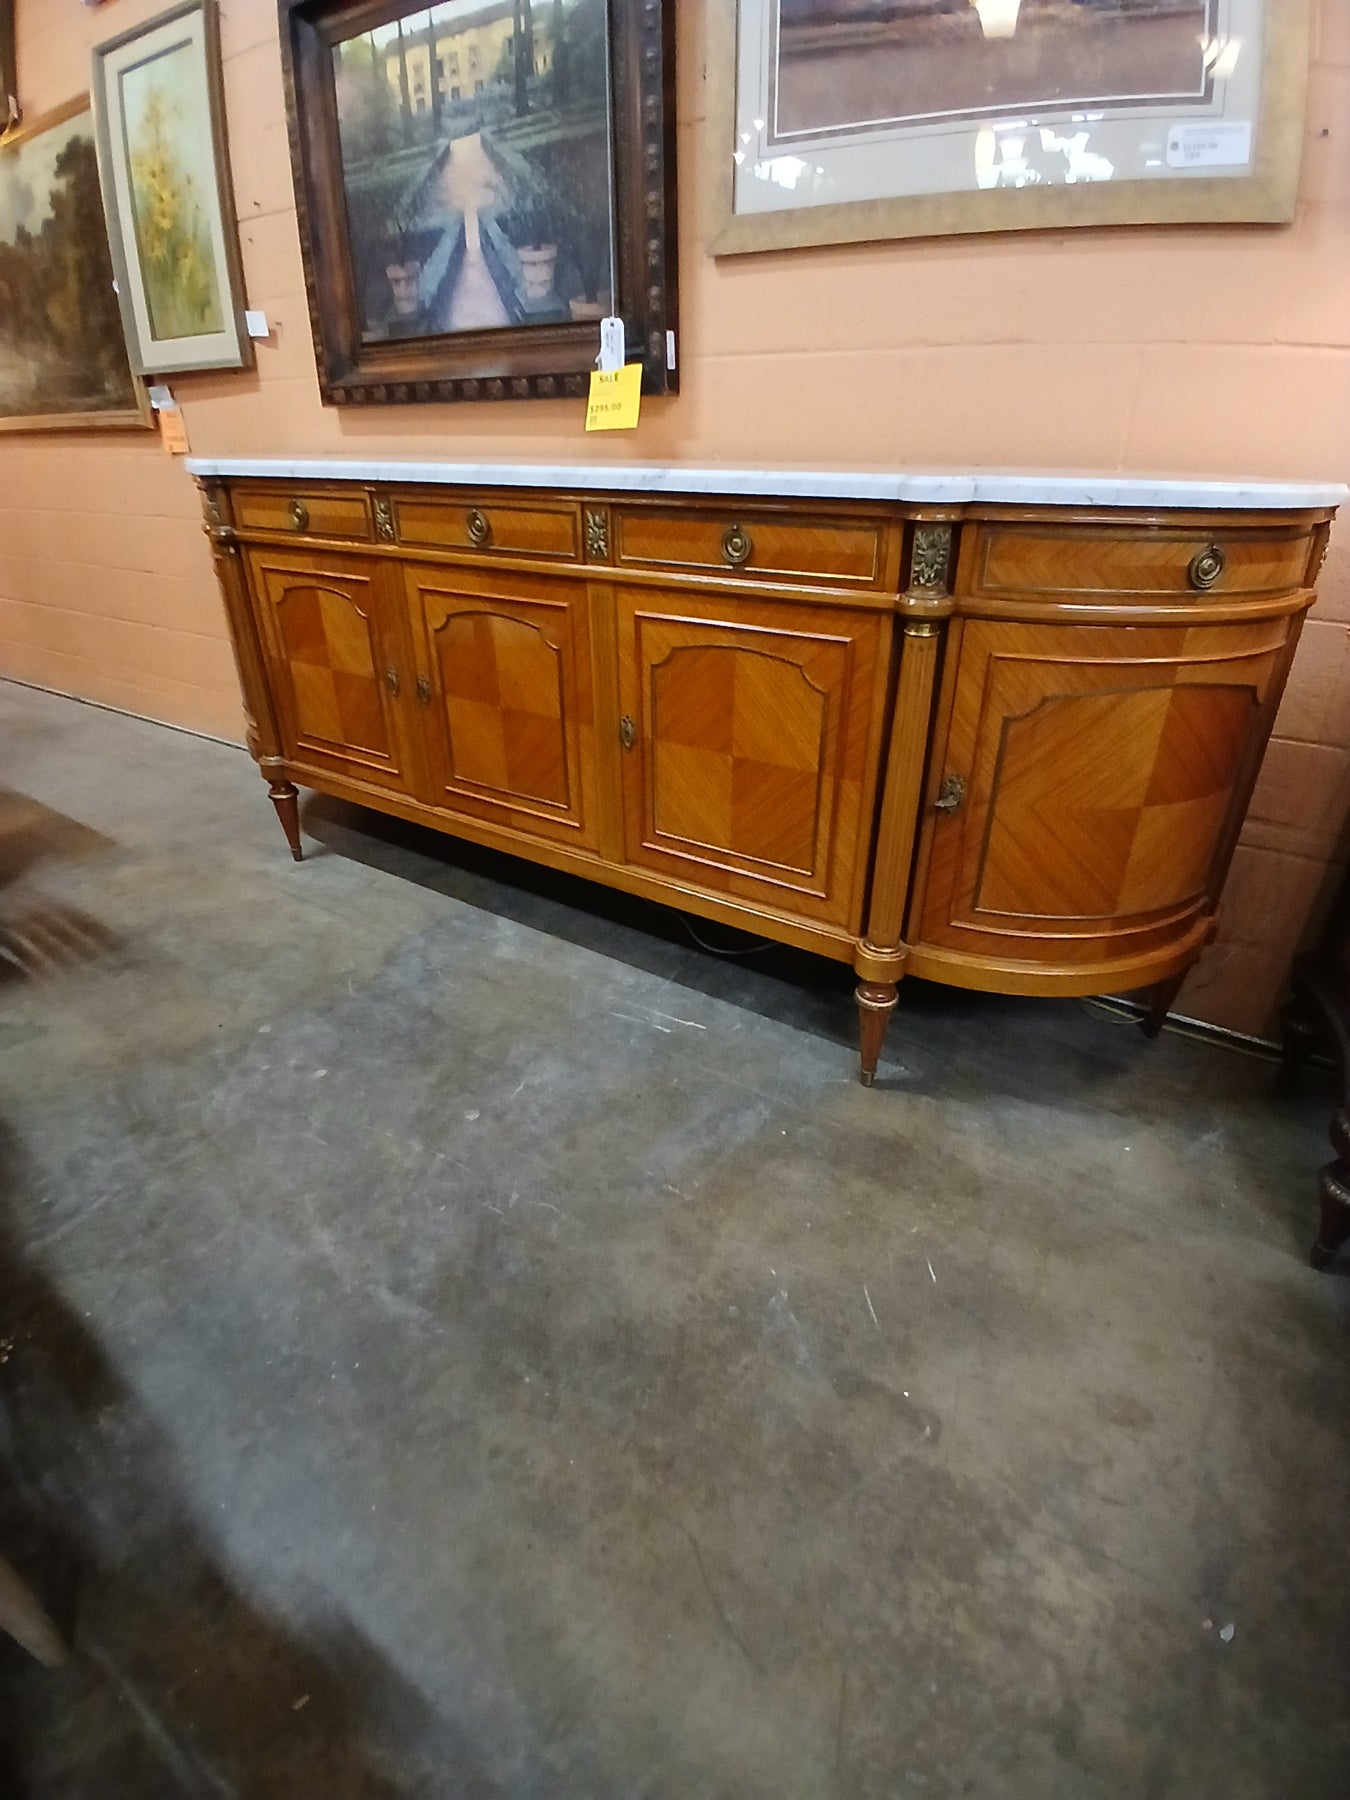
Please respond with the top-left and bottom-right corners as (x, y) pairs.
(708, 0), (1310, 254)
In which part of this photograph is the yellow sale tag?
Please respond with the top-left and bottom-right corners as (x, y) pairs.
(585, 363), (642, 432)
(159, 406), (190, 455)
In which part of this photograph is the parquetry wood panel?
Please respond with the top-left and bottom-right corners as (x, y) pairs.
(615, 590), (888, 928)
(974, 526), (1312, 598)
(407, 570), (599, 849)
(247, 549), (417, 794)
(916, 618), (1292, 962)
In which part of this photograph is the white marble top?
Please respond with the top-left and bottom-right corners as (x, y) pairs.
(183, 457), (1348, 511)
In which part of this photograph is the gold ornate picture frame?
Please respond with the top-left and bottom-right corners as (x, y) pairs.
(708, 0), (1310, 256)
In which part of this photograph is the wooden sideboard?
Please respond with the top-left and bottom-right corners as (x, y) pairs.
(190, 460), (1340, 1083)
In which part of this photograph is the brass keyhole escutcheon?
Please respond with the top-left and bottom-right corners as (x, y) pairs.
(288, 498), (310, 532)
(416, 675), (431, 705)
(933, 773), (965, 814)
(466, 508), (491, 547)
(722, 523), (753, 567)
(386, 667), (400, 698)
(1188, 543), (1226, 590)
(619, 714), (637, 750)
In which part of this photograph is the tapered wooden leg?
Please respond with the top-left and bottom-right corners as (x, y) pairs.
(1312, 1110), (1350, 1270)
(1140, 967), (1190, 1039)
(268, 781), (303, 861)
(856, 981), (899, 1088)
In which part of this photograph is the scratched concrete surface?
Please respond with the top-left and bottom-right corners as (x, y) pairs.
(0, 678), (1347, 1800)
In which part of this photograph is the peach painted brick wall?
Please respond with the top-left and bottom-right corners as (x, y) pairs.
(2, 0), (1349, 1036)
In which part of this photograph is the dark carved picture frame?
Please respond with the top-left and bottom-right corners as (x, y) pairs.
(278, 0), (678, 407)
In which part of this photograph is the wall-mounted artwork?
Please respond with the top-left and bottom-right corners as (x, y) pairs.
(0, 98), (152, 433)
(0, 0), (17, 130)
(280, 0), (678, 405)
(92, 0), (251, 374)
(709, 0), (1310, 254)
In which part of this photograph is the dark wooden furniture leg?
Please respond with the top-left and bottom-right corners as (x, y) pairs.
(1140, 967), (1189, 1039)
(1278, 994), (1321, 1077)
(856, 981), (898, 1087)
(268, 781), (303, 861)
(1312, 1111), (1350, 1269)
(1280, 877), (1350, 1267)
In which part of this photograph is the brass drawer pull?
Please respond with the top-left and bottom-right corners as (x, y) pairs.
(722, 523), (753, 567)
(934, 773), (965, 814)
(386, 667), (399, 697)
(288, 498), (310, 532)
(466, 507), (491, 547)
(1188, 543), (1226, 590)
(619, 714), (637, 750)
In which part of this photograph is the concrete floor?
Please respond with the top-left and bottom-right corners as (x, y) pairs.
(0, 677), (1347, 1799)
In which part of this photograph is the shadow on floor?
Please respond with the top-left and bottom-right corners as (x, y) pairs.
(0, 1122), (501, 1800)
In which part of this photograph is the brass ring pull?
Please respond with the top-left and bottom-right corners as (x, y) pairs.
(721, 523), (753, 567)
(466, 508), (491, 547)
(288, 498), (310, 532)
(1188, 543), (1226, 590)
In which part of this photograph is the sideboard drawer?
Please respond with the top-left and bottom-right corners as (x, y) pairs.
(613, 507), (885, 587)
(393, 495), (579, 560)
(972, 524), (1315, 599)
(232, 485), (372, 541)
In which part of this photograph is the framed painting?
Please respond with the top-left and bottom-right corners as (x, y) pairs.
(1, 0), (16, 131)
(709, 0), (1311, 255)
(0, 98), (152, 433)
(279, 0), (678, 406)
(92, 0), (251, 375)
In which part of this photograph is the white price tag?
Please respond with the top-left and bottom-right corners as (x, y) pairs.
(597, 315), (625, 374)
(244, 310), (270, 340)
(1166, 121), (1252, 170)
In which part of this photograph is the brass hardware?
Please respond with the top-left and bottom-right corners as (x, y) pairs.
(1188, 543), (1226, 590)
(386, 667), (400, 697)
(619, 714), (637, 750)
(721, 523), (753, 567)
(910, 524), (953, 591)
(585, 507), (610, 560)
(904, 621), (940, 639)
(416, 675), (431, 704)
(373, 495), (395, 542)
(288, 498), (310, 532)
(466, 507), (491, 547)
(934, 773), (965, 814)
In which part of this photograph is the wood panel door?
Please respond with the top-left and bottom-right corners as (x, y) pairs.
(615, 589), (890, 929)
(246, 548), (420, 795)
(914, 617), (1294, 964)
(405, 567), (600, 850)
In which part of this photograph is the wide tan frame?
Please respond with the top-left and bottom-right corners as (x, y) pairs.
(707, 0), (1312, 256)
(0, 97), (153, 434)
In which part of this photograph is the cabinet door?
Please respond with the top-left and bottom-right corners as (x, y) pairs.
(406, 567), (599, 850)
(915, 617), (1292, 963)
(246, 547), (419, 795)
(615, 589), (889, 929)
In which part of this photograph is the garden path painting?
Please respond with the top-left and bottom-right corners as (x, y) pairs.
(332, 0), (615, 342)
(0, 102), (145, 429)
(121, 37), (225, 341)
